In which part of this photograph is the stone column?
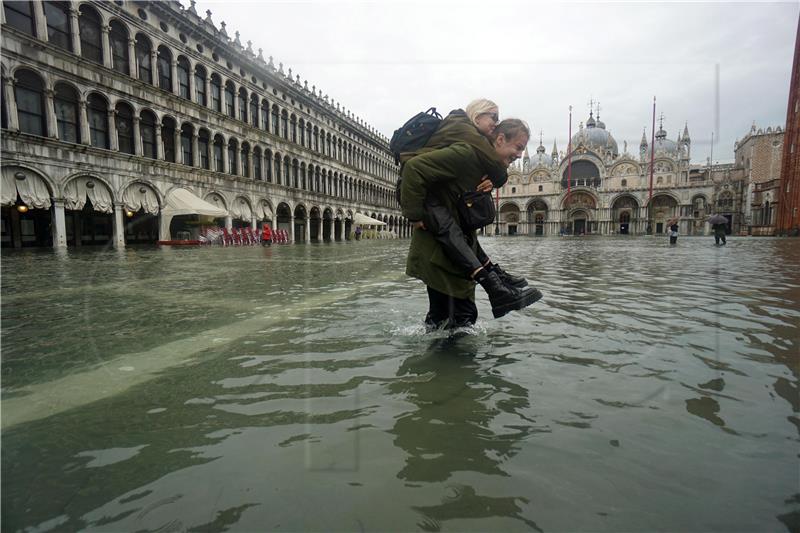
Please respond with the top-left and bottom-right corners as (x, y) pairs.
(305, 216), (311, 243)
(79, 100), (90, 144)
(204, 76), (212, 108)
(44, 89), (58, 138)
(127, 38), (137, 78)
(52, 200), (67, 248)
(101, 25), (112, 69)
(154, 126), (164, 160)
(191, 133), (200, 167)
(247, 151), (254, 179)
(317, 218), (323, 241)
(221, 142), (229, 173)
(174, 128), (181, 164)
(132, 116), (142, 155)
(69, 7), (81, 56)
(113, 203), (126, 248)
(339, 218), (345, 241)
(225, 216), (232, 230)
(107, 110), (118, 151)
(170, 60), (179, 96)
(150, 49), (158, 85)
(32, 1), (48, 41)
(231, 82), (239, 119)
(187, 60), (195, 99)
(289, 217), (295, 243)
(251, 216), (258, 231)
(3, 77), (19, 131)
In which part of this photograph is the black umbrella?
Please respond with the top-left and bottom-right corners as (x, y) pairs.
(707, 214), (728, 225)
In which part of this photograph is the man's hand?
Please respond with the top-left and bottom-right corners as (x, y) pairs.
(476, 175), (493, 193)
(413, 221), (426, 230)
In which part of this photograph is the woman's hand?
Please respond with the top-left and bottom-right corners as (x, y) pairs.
(413, 221), (426, 230)
(476, 176), (493, 193)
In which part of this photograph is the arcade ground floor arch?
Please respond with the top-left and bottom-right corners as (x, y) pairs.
(1, 160), (408, 248)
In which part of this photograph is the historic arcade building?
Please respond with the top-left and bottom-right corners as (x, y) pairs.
(1, 0), (405, 249)
(496, 108), (778, 237)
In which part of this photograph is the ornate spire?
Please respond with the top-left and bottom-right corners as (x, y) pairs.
(188, 0), (198, 15)
(536, 131), (545, 154)
(552, 138), (558, 159)
(219, 21), (228, 39)
(204, 9), (214, 25)
(640, 128), (648, 147)
(234, 30), (242, 47)
(682, 121), (690, 143)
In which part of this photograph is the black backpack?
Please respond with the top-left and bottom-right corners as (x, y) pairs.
(389, 107), (443, 166)
(390, 108), (443, 207)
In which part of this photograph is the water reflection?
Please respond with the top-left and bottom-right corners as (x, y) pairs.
(390, 336), (542, 530)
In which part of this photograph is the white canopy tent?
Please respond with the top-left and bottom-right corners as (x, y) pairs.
(159, 188), (229, 240)
(353, 212), (386, 226)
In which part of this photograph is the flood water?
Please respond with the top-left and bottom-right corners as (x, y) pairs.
(2, 236), (799, 532)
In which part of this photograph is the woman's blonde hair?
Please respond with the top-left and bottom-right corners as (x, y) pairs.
(492, 118), (531, 143)
(465, 98), (498, 126)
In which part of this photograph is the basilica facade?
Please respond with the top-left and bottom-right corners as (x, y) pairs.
(496, 110), (775, 237)
(1, 0), (405, 249)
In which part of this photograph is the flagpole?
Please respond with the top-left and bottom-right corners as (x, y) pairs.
(648, 96), (656, 202)
(567, 105), (573, 200)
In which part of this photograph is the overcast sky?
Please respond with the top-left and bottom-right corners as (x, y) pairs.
(198, 0), (797, 165)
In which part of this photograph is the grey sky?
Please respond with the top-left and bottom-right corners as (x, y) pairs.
(200, 0), (797, 165)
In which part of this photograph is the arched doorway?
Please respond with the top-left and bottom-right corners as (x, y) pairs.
(63, 176), (114, 246)
(334, 209), (344, 241)
(255, 199), (273, 230)
(293, 204), (307, 242)
(527, 200), (547, 236)
(276, 202), (292, 236)
(344, 212), (353, 240)
(323, 208), (334, 241)
(563, 191), (597, 235)
(1, 167), (53, 248)
(499, 203), (521, 235)
(648, 194), (678, 234)
(231, 196), (253, 228)
(612, 195), (639, 235)
(122, 182), (160, 244)
(309, 206), (321, 241)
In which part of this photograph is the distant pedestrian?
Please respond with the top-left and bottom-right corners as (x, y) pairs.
(669, 221), (678, 245)
(261, 224), (272, 246)
(355, 226), (362, 240)
(712, 223), (727, 245)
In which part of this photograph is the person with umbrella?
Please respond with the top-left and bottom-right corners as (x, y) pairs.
(667, 217), (679, 245)
(707, 214), (728, 245)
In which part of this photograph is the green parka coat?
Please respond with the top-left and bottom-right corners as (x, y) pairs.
(401, 141), (499, 300)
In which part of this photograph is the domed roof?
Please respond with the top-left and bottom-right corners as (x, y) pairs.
(647, 126), (680, 158)
(571, 112), (618, 157)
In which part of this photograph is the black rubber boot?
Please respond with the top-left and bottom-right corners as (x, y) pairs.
(489, 263), (528, 288)
(474, 270), (543, 318)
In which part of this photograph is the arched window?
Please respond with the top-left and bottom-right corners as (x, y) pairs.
(194, 64), (207, 106)
(87, 93), (108, 148)
(177, 56), (190, 99)
(44, 1), (72, 51)
(116, 102), (134, 154)
(4, 1), (35, 36)
(271, 105), (279, 135)
(180, 123), (193, 166)
(161, 116), (176, 162)
(274, 154), (282, 185)
(290, 114), (297, 143)
(224, 82), (235, 118)
(285, 156), (292, 186)
(300, 163), (306, 189)
(253, 147), (262, 180)
(79, 5), (103, 64)
(213, 135), (224, 172)
(228, 138), (238, 174)
(241, 142), (250, 177)
(281, 110), (288, 139)
(250, 95), (259, 128)
(307, 124), (312, 150)
(260, 101), (269, 132)
(140, 110), (157, 159)
(135, 34), (152, 83)
(15, 70), (46, 137)
(210, 74), (222, 112)
(198, 129), (210, 169)
(326, 134), (332, 157)
(157, 46), (172, 92)
(109, 21), (129, 75)
(238, 88), (248, 122)
(53, 83), (79, 143)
